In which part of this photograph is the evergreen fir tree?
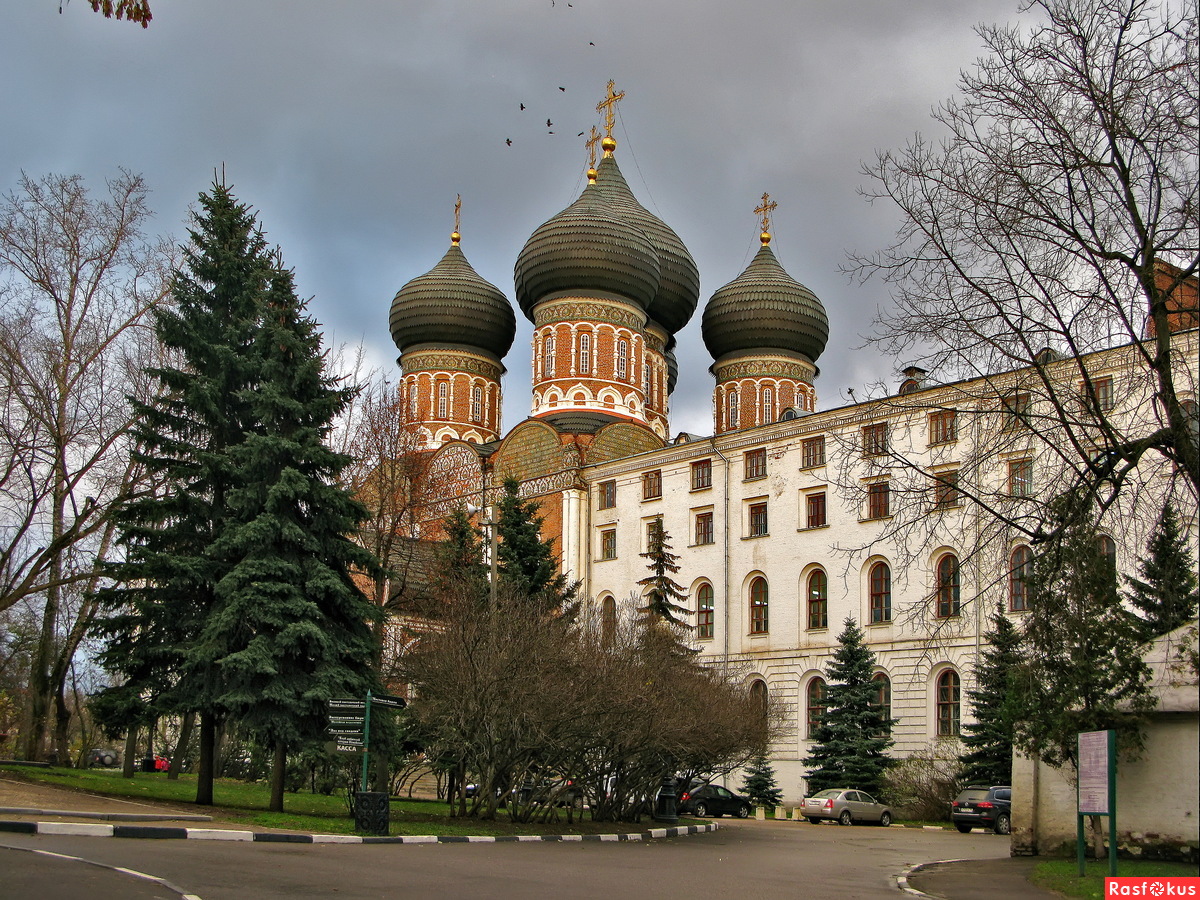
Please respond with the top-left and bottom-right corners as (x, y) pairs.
(1011, 491), (1155, 770)
(803, 618), (895, 796)
(94, 180), (273, 805)
(195, 262), (380, 813)
(437, 507), (486, 591)
(1125, 503), (1199, 641)
(740, 753), (783, 807)
(495, 477), (577, 613)
(958, 607), (1020, 787)
(637, 517), (691, 625)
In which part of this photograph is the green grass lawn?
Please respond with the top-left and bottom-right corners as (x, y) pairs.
(1031, 858), (1200, 900)
(0, 765), (662, 837)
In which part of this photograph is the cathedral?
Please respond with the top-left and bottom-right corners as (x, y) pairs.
(386, 87), (1198, 799)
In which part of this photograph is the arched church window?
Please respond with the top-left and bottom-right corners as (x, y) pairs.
(579, 332), (591, 374)
(762, 387), (774, 424)
(470, 385), (482, 423)
(617, 339), (628, 380)
(727, 390), (739, 430)
(545, 333), (556, 377)
(408, 381), (418, 419)
(437, 382), (448, 419)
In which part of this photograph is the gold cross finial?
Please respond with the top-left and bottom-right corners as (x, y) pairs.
(596, 80), (624, 155)
(586, 126), (602, 181)
(755, 192), (778, 245)
(451, 194), (462, 245)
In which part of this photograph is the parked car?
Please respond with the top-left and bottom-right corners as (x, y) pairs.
(678, 783), (752, 818)
(802, 788), (893, 826)
(951, 785), (1011, 834)
(88, 748), (119, 768)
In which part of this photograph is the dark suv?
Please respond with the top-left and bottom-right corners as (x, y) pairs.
(951, 785), (1012, 834)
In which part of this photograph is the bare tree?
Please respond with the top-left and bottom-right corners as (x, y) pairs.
(831, 0), (1199, 640)
(846, 0), (1198, 516)
(0, 171), (170, 760)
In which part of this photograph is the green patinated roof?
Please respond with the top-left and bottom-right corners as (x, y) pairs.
(701, 243), (829, 364)
(591, 156), (699, 335)
(514, 182), (662, 321)
(390, 243), (516, 359)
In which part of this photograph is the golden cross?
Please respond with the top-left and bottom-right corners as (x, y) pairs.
(596, 80), (625, 139)
(586, 126), (601, 170)
(755, 192), (778, 235)
(454, 194), (462, 233)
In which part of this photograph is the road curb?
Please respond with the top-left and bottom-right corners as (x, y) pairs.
(0, 817), (720, 844)
(897, 858), (970, 898)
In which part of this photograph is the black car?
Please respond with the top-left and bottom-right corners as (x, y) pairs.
(679, 783), (752, 818)
(951, 785), (1012, 834)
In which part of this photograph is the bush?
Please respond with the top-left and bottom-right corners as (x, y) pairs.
(880, 742), (961, 821)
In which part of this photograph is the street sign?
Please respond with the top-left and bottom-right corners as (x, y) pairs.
(328, 715), (365, 726)
(327, 727), (365, 738)
(325, 740), (365, 755)
(371, 694), (406, 709)
(327, 699), (366, 712)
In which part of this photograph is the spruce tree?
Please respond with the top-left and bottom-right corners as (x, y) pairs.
(494, 477), (577, 613)
(1125, 504), (1198, 641)
(958, 607), (1020, 787)
(94, 180), (272, 805)
(637, 517), (691, 625)
(803, 618), (895, 796)
(435, 507), (487, 598)
(194, 263), (379, 813)
(1011, 491), (1155, 770)
(740, 753), (783, 807)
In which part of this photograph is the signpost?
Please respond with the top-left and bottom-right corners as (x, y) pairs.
(325, 691), (406, 835)
(1077, 730), (1118, 877)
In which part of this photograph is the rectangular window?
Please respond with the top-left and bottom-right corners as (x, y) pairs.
(598, 480), (616, 510)
(694, 511), (714, 545)
(749, 501), (768, 537)
(744, 448), (767, 480)
(928, 409), (957, 445)
(1083, 375), (1114, 412)
(933, 470), (961, 509)
(691, 458), (712, 490)
(801, 436), (826, 468)
(1003, 391), (1031, 430)
(806, 491), (827, 528)
(600, 529), (616, 560)
(862, 422), (888, 457)
(642, 469), (662, 500)
(1008, 459), (1033, 497)
(866, 481), (890, 520)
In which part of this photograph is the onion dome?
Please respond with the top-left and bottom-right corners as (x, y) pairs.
(665, 343), (679, 394)
(701, 239), (829, 364)
(514, 183), (661, 320)
(390, 238), (516, 360)
(592, 155), (700, 335)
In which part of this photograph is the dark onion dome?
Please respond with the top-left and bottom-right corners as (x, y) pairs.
(390, 240), (516, 360)
(665, 343), (679, 394)
(591, 155), (700, 335)
(514, 182), (661, 321)
(701, 241), (829, 364)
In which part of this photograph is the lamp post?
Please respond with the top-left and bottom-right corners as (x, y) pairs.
(466, 502), (498, 605)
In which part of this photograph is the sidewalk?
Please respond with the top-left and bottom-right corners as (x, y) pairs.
(904, 856), (1064, 900)
(0, 773), (238, 827)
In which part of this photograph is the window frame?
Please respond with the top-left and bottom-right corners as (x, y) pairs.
(744, 448), (767, 480)
(600, 528), (617, 561)
(616, 339), (628, 380)
(936, 553), (961, 618)
(691, 458), (712, 491)
(694, 510), (714, 546)
(861, 422), (889, 457)
(1003, 391), (1031, 430)
(866, 481), (890, 520)
(928, 409), (957, 445)
(807, 569), (828, 630)
(869, 561), (891, 624)
(578, 332), (591, 374)
(598, 479), (616, 510)
(437, 381), (448, 419)
(470, 385), (482, 423)
(936, 669), (961, 737)
(749, 576), (769, 634)
(762, 386), (774, 424)
(1008, 458), (1034, 497)
(1009, 545), (1032, 612)
(805, 490), (827, 529)
(807, 677), (827, 736)
(872, 673), (892, 732)
(696, 583), (714, 639)
(748, 501), (768, 537)
(932, 469), (962, 510)
(727, 390), (739, 430)
(642, 469), (662, 501)
(801, 435), (826, 468)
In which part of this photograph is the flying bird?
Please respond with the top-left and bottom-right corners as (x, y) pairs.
(506, 138), (512, 146)
(558, 86), (566, 91)
(577, 131), (585, 136)
(589, 41), (595, 46)
(546, 118), (553, 127)
(520, 103), (525, 110)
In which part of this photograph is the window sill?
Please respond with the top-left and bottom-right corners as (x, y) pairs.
(799, 523), (829, 532)
(641, 496), (662, 503)
(798, 463), (826, 472)
(596, 556), (617, 563)
(743, 474), (767, 483)
(743, 533), (770, 540)
(688, 541), (716, 549)
(748, 631), (769, 638)
(867, 618), (892, 627)
(690, 485), (713, 493)
(860, 515), (893, 524)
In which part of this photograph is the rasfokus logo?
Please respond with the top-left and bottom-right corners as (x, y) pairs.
(1106, 878), (1200, 897)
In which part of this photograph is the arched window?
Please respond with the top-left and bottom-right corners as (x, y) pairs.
(1097, 534), (1117, 578)
(545, 333), (556, 377)
(762, 387), (774, 424)
(807, 678), (827, 736)
(1009, 545), (1032, 612)
(936, 669), (961, 736)
(807, 569), (828, 630)
(749, 577), (769, 634)
(697, 583), (714, 639)
(728, 390), (739, 430)
(936, 554), (960, 617)
(749, 679), (768, 723)
(617, 339), (628, 380)
(601, 595), (616, 645)
(579, 332), (591, 374)
(408, 381), (418, 418)
(470, 385), (482, 423)
(869, 561), (891, 624)
(872, 673), (892, 732)
(644, 360), (652, 401)
(437, 382), (448, 419)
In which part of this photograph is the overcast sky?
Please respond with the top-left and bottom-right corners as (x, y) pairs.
(3, 0), (1030, 437)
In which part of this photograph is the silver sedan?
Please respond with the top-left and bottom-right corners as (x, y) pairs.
(802, 788), (893, 826)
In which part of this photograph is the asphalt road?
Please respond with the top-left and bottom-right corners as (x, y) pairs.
(0, 818), (1011, 900)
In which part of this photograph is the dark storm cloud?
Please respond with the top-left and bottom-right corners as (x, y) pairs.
(2, 0), (1024, 436)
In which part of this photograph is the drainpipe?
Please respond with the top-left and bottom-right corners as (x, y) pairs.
(712, 437), (731, 671)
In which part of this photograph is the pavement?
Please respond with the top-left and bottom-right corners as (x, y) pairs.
(0, 774), (1064, 899)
